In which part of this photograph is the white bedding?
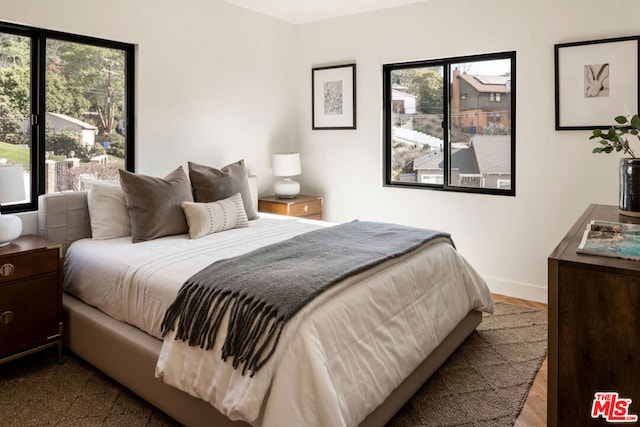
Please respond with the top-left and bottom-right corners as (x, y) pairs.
(63, 214), (493, 427)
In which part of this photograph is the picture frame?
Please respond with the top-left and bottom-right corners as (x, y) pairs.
(312, 64), (356, 130)
(555, 36), (640, 130)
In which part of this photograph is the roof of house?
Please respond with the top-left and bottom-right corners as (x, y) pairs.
(392, 89), (417, 100)
(472, 135), (511, 174)
(413, 135), (510, 175)
(458, 74), (510, 94)
(413, 145), (480, 174)
(47, 112), (98, 130)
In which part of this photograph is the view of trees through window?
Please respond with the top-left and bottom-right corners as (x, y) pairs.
(0, 26), (133, 209)
(384, 52), (515, 195)
(0, 32), (31, 203)
(44, 38), (126, 192)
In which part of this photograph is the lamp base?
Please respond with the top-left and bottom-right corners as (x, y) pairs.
(0, 214), (22, 247)
(274, 178), (300, 198)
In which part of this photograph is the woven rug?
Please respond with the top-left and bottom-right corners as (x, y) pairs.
(0, 302), (546, 426)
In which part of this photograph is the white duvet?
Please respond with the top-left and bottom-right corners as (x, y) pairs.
(64, 214), (493, 427)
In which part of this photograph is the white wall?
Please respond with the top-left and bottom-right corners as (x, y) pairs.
(295, 0), (640, 302)
(6, 0), (640, 302)
(1, 0), (297, 195)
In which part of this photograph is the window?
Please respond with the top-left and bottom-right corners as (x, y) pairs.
(0, 22), (134, 212)
(383, 51), (515, 196)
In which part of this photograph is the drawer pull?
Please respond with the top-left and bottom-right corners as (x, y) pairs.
(0, 311), (14, 325)
(304, 205), (309, 213)
(0, 263), (15, 277)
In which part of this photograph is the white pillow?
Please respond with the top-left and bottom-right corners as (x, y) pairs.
(86, 180), (132, 240)
(181, 193), (249, 239)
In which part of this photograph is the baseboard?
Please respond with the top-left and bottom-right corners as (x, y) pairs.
(484, 276), (547, 304)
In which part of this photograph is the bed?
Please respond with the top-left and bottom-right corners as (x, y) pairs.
(36, 167), (493, 427)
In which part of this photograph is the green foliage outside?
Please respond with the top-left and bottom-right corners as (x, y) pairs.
(0, 32), (126, 163)
(0, 140), (29, 169)
(392, 68), (444, 115)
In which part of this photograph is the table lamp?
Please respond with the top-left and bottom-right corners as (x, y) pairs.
(0, 164), (26, 247)
(273, 153), (301, 198)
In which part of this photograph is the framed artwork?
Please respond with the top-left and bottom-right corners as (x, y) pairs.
(312, 64), (356, 130)
(555, 36), (640, 130)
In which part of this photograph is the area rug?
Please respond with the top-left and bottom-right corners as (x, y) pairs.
(0, 302), (546, 426)
(388, 301), (548, 426)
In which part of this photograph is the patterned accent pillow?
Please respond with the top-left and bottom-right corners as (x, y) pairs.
(181, 193), (249, 239)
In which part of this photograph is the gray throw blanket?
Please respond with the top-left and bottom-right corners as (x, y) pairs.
(160, 220), (452, 376)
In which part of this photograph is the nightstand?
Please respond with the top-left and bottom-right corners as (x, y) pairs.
(0, 235), (63, 364)
(258, 195), (323, 220)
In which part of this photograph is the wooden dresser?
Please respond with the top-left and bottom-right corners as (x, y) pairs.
(0, 235), (63, 364)
(258, 195), (323, 220)
(548, 204), (640, 426)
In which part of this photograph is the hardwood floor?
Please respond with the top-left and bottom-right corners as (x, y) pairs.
(492, 294), (547, 427)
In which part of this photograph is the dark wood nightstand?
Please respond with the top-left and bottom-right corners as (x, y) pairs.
(258, 195), (323, 220)
(0, 235), (63, 364)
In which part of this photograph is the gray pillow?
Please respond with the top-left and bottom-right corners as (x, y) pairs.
(119, 166), (194, 243)
(188, 160), (258, 220)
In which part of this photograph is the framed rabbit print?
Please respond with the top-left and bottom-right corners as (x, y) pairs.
(555, 36), (639, 130)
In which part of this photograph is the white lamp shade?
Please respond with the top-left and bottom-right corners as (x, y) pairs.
(272, 153), (301, 177)
(0, 164), (26, 203)
(0, 164), (26, 247)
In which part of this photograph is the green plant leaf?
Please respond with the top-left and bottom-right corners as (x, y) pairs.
(615, 115), (628, 124)
(592, 129), (603, 137)
(631, 114), (640, 129)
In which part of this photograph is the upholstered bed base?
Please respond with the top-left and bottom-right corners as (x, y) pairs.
(63, 292), (481, 427)
(38, 183), (482, 426)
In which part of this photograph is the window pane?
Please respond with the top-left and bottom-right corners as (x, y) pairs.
(449, 58), (512, 189)
(0, 32), (31, 204)
(45, 39), (127, 192)
(389, 65), (444, 184)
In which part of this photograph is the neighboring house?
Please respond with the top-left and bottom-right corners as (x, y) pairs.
(22, 112), (98, 147)
(450, 69), (511, 132)
(413, 135), (511, 189)
(392, 84), (417, 114)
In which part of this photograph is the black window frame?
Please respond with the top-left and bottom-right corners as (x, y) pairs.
(383, 51), (516, 196)
(0, 21), (135, 213)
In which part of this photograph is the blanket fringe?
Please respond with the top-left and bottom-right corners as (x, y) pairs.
(161, 282), (285, 376)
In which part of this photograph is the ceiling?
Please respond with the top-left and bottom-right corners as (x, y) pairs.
(220, 0), (430, 25)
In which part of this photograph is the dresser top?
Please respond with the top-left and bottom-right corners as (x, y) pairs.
(549, 204), (640, 274)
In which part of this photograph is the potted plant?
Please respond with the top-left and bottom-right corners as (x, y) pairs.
(590, 114), (640, 216)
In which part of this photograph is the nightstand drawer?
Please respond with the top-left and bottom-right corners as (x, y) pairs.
(0, 249), (58, 284)
(0, 236), (62, 365)
(0, 275), (60, 357)
(288, 199), (322, 217)
(258, 195), (324, 219)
